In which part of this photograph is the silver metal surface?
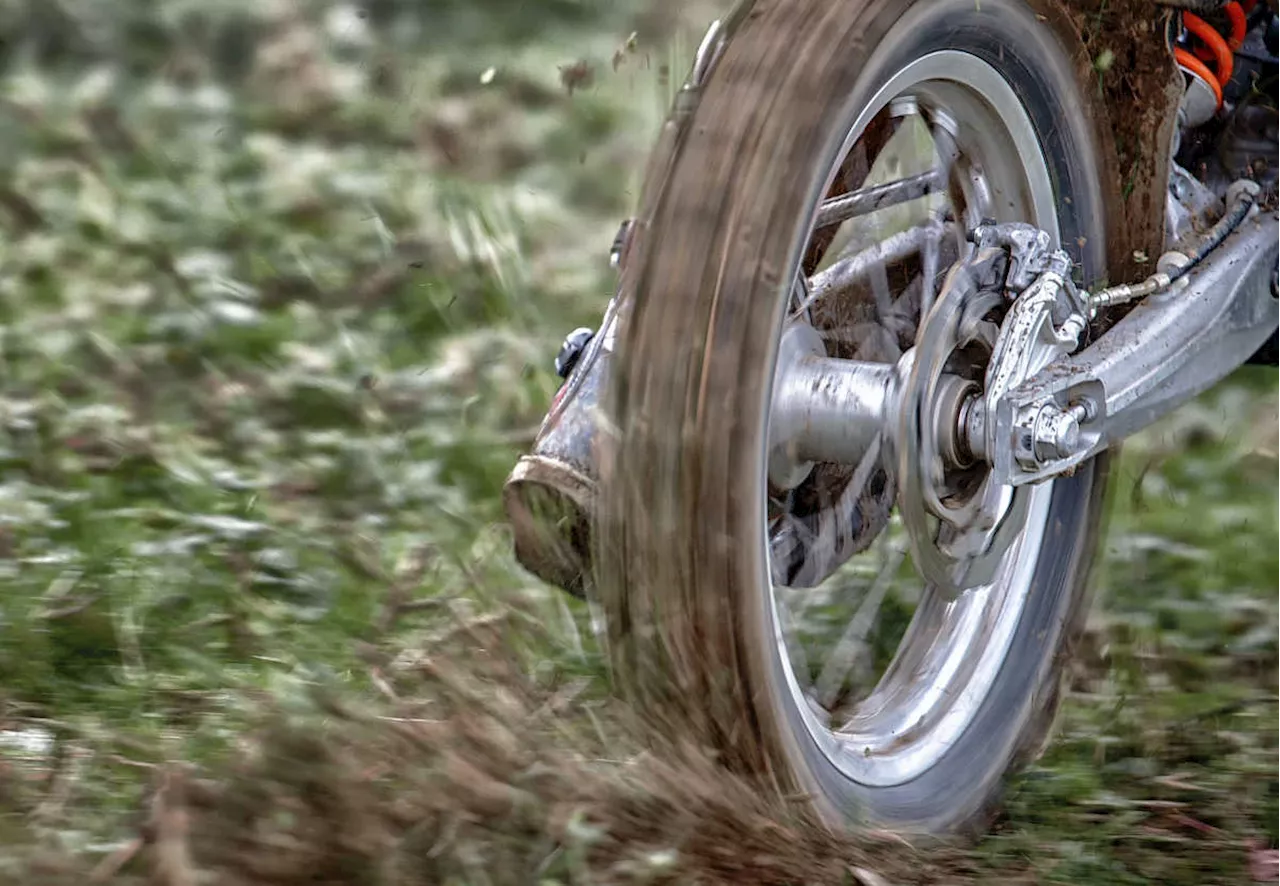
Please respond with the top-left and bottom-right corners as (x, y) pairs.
(918, 107), (962, 318)
(1166, 162), (1223, 246)
(1029, 403), (1082, 460)
(815, 169), (946, 228)
(987, 210), (1280, 487)
(764, 49), (1063, 788)
(688, 19), (725, 90)
(800, 218), (950, 313)
(768, 322), (897, 489)
(980, 260), (1088, 480)
(971, 221), (1068, 292)
(555, 327), (595, 378)
(501, 250), (627, 595)
(1177, 67), (1219, 129)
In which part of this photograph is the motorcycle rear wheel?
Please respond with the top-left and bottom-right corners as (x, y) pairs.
(597, 0), (1118, 836)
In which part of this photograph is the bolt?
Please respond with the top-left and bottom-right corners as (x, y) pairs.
(1067, 397), (1097, 423)
(1051, 413), (1080, 455)
(1033, 404), (1081, 462)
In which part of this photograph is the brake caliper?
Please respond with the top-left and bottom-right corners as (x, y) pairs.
(969, 223), (1098, 486)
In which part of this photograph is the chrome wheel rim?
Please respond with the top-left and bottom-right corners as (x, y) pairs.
(763, 50), (1061, 788)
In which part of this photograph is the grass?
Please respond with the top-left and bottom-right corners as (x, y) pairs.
(0, 0), (653, 859)
(0, 1), (1275, 884)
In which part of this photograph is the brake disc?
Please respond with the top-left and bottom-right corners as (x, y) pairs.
(892, 245), (1030, 597)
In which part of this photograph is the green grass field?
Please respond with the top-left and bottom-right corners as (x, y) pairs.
(0, 2), (1275, 884)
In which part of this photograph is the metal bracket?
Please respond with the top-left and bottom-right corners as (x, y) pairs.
(971, 221), (1075, 294)
(988, 210), (1280, 487)
(981, 267), (1089, 481)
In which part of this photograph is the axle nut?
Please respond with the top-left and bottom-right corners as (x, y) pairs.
(1033, 405), (1081, 462)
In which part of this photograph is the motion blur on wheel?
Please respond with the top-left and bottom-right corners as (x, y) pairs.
(502, 0), (1279, 837)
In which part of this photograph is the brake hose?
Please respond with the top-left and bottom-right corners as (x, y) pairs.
(1087, 183), (1260, 314)
(1168, 184), (1258, 281)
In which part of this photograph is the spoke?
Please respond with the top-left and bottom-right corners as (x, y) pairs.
(815, 169), (946, 229)
(814, 537), (906, 711)
(919, 109), (962, 323)
(868, 247), (895, 320)
(925, 108), (971, 259)
(919, 223), (941, 321)
(770, 432), (887, 588)
(926, 109), (961, 186)
(867, 266), (902, 362)
(789, 272), (813, 320)
(770, 509), (819, 586)
(798, 218), (949, 316)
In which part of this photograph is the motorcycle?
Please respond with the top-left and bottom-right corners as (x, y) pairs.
(502, 0), (1279, 837)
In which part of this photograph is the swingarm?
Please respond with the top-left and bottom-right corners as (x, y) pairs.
(981, 193), (1278, 487)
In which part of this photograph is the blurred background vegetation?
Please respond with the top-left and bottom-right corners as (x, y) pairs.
(0, 1), (1274, 884)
